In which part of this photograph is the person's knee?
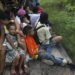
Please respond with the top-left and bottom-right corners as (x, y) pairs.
(52, 36), (63, 43)
(15, 53), (20, 61)
(56, 36), (63, 42)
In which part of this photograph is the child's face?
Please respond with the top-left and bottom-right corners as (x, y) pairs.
(9, 25), (16, 35)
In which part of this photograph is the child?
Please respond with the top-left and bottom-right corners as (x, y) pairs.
(22, 25), (38, 59)
(5, 22), (26, 75)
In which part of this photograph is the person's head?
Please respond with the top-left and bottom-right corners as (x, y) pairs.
(22, 25), (34, 35)
(17, 8), (26, 17)
(7, 22), (16, 35)
(32, 6), (38, 13)
(0, 10), (10, 25)
(40, 12), (48, 24)
(21, 14), (30, 23)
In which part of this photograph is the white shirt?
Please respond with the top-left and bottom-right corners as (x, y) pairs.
(36, 22), (52, 45)
(29, 14), (40, 27)
(15, 16), (21, 25)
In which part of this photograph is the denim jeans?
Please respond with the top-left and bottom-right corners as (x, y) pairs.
(39, 44), (63, 65)
(39, 52), (63, 65)
(41, 44), (53, 53)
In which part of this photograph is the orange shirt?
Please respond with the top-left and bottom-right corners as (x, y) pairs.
(24, 35), (38, 57)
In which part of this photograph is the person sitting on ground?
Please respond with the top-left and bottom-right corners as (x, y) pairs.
(22, 25), (38, 59)
(5, 22), (26, 75)
(34, 13), (68, 65)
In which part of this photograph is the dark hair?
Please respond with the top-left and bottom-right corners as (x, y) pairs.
(25, 13), (30, 20)
(40, 12), (48, 24)
(0, 10), (10, 20)
(32, 6), (38, 13)
(36, 3), (40, 6)
(20, 13), (30, 22)
(22, 25), (32, 35)
(6, 22), (16, 30)
(11, 7), (19, 16)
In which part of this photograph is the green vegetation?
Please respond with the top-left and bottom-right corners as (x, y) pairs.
(40, 0), (75, 62)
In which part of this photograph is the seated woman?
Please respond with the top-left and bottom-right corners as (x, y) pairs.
(4, 22), (26, 75)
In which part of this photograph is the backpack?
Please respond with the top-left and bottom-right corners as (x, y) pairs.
(33, 24), (45, 44)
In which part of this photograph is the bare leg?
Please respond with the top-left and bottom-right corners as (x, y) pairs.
(19, 56), (25, 75)
(11, 55), (20, 75)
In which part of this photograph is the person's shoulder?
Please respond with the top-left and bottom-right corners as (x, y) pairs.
(29, 13), (40, 16)
(15, 16), (20, 19)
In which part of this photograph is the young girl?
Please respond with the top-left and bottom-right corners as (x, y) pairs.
(22, 25), (38, 59)
(5, 22), (26, 75)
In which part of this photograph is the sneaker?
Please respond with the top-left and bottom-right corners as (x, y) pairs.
(62, 59), (67, 66)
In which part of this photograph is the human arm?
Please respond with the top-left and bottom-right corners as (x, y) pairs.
(17, 34), (27, 53)
(6, 34), (17, 50)
(0, 25), (5, 44)
(0, 25), (5, 50)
